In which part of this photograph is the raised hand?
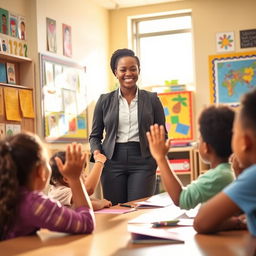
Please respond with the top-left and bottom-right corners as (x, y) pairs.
(146, 124), (171, 161)
(55, 143), (86, 182)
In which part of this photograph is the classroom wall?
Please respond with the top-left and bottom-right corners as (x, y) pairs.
(109, 0), (256, 133)
(35, 0), (109, 150)
(0, 0), (109, 150)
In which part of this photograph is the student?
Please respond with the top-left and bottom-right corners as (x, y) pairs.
(48, 151), (112, 210)
(146, 105), (235, 210)
(194, 89), (256, 234)
(0, 133), (95, 241)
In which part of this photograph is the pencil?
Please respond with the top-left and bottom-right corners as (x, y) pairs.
(119, 204), (133, 208)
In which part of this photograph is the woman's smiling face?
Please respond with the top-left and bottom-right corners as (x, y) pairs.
(114, 56), (139, 90)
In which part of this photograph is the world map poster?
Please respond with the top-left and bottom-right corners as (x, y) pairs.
(209, 51), (256, 104)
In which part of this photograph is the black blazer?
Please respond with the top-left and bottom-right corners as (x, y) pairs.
(89, 88), (167, 160)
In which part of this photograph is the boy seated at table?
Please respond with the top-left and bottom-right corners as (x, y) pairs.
(48, 151), (112, 211)
(194, 89), (256, 234)
(146, 105), (235, 210)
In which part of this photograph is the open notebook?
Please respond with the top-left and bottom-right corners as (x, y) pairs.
(134, 192), (174, 208)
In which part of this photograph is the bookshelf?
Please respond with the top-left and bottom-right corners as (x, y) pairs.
(0, 52), (35, 135)
(156, 146), (195, 192)
(193, 149), (211, 178)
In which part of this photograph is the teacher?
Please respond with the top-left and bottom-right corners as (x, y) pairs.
(89, 48), (167, 205)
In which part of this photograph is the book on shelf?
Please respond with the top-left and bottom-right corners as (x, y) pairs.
(6, 62), (16, 84)
(0, 62), (7, 83)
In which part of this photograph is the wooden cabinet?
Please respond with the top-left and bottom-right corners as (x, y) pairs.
(0, 52), (35, 134)
(168, 146), (195, 182)
(193, 149), (211, 179)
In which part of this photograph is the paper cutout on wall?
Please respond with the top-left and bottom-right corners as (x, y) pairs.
(18, 89), (35, 118)
(4, 87), (21, 121)
(158, 91), (194, 141)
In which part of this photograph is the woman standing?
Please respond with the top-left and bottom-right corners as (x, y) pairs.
(89, 48), (167, 205)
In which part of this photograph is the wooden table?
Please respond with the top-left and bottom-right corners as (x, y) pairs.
(1, 207), (256, 256)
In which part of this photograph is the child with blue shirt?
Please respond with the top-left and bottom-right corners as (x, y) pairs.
(194, 89), (256, 235)
(147, 105), (235, 210)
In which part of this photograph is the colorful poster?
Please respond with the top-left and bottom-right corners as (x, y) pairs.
(46, 18), (56, 53)
(41, 54), (88, 142)
(216, 32), (234, 52)
(9, 13), (18, 38)
(62, 24), (72, 57)
(209, 51), (256, 104)
(0, 8), (9, 35)
(5, 124), (14, 136)
(3, 87), (21, 121)
(18, 16), (26, 40)
(18, 89), (35, 118)
(158, 91), (194, 142)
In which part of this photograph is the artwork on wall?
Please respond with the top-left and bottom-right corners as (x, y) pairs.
(46, 17), (57, 53)
(40, 54), (88, 142)
(0, 8), (9, 35)
(18, 16), (26, 40)
(62, 24), (72, 57)
(216, 32), (234, 52)
(209, 51), (256, 105)
(240, 29), (256, 49)
(158, 91), (194, 142)
(9, 13), (18, 38)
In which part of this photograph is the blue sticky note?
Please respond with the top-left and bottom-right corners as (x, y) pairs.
(164, 107), (169, 116)
(175, 123), (190, 135)
(0, 63), (7, 83)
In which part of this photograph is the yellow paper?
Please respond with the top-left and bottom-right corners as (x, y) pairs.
(4, 87), (22, 121)
(18, 89), (35, 118)
(0, 88), (4, 116)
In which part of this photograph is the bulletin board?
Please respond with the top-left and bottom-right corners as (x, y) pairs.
(158, 91), (194, 142)
(40, 54), (88, 142)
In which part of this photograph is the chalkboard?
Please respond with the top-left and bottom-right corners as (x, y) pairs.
(240, 29), (256, 48)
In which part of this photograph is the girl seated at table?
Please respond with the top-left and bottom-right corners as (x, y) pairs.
(0, 133), (95, 240)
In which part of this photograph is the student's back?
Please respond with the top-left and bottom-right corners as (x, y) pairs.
(147, 105), (235, 210)
(194, 89), (256, 235)
(0, 133), (95, 240)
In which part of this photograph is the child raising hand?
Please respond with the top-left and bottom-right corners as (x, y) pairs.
(147, 105), (235, 210)
(0, 133), (95, 241)
(48, 150), (112, 210)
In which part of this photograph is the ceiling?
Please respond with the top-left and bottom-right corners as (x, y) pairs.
(92, 0), (183, 9)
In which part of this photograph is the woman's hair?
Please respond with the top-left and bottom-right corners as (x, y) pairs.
(0, 133), (44, 240)
(240, 89), (256, 133)
(199, 105), (235, 158)
(110, 48), (140, 75)
(49, 151), (65, 185)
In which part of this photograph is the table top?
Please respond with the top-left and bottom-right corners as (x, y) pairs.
(1, 206), (256, 256)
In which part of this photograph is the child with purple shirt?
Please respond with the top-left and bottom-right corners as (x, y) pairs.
(0, 133), (95, 240)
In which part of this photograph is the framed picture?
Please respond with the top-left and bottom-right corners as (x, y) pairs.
(62, 24), (72, 57)
(18, 16), (26, 40)
(158, 91), (194, 142)
(209, 51), (256, 104)
(40, 54), (88, 142)
(46, 17), (56, 53)
(0, 8), (9, 35)
(6, 62), (16, 84)
(9, 13), (18, 38)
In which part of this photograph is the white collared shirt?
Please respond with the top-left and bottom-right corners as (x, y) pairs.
(116, 88), (139, 142)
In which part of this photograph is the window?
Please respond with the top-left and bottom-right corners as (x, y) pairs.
(130, 11), (194, 88)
